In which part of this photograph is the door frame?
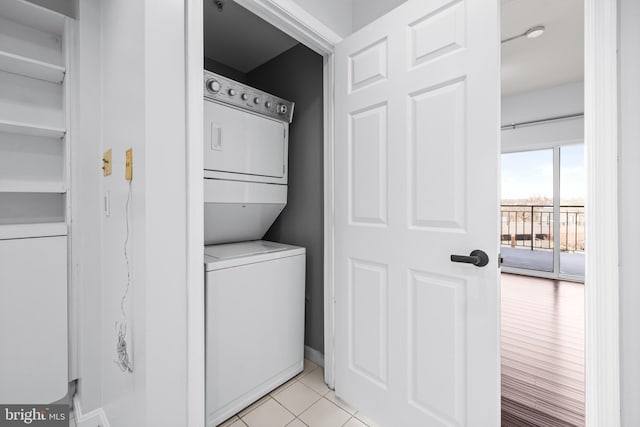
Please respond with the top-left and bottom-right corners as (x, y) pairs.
(584, 0), (620, 424)
(184, 0), (620, 425)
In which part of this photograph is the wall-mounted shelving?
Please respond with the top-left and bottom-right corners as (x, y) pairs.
(0, 0), (69, 232)
(0, 180), (66, 193)
(0, 0), (65, 36)
(0, 50), (65, 83)
(0, 118), (65, 138)
(0, 222), (67, 240)
(0, 0), (72, 404)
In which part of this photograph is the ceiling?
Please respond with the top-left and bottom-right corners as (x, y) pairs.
(501, 0), (584, 96)
(203, 0), (299, 73)
(204, 0), (583, 93)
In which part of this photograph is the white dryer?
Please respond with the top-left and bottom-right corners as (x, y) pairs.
(202, 71), (305, 427)
(203, 70), (294, 246)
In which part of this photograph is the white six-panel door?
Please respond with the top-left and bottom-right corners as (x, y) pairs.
(334, 0), (500, 425)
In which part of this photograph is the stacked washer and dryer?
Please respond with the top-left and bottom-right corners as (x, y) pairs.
(202, 71), (306, 427)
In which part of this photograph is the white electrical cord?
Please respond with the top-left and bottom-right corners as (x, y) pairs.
(115, 180), (134, 373)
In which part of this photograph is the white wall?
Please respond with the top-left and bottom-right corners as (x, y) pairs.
(142, 1), (188, 424)
(290, 0), (352, 37)
(75, 1), (188, 425)
(288, 0), (408, 37)
(98, 0), (146, 423)
(618, 0), (640, 424)
(351, 0), (406, 32)
(73, 0), (102, 412)
(501, 82), (584, 152)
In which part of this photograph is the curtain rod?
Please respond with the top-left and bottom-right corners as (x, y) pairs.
(501, 112), (584, 130)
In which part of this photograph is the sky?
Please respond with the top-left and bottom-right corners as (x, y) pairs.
(501, 145), (585, 202)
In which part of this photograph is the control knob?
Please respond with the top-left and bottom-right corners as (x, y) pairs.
(228, 88), (236, 96)
(241, 93), (249, 101)
(265, 101), (272, 109)
(277, 104), (288, 115)
(254, 97), (261, 105)
(206, 79), (221, 93)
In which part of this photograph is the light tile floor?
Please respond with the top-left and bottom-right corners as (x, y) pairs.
(218, 359), (381, 427)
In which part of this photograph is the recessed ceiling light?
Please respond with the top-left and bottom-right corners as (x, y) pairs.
(525, 26), (546, 39)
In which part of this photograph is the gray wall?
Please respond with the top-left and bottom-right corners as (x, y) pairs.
(619, 0), (640, 424)
(26, 0), (76, 18)
(204, 57), (248, 84)
(248, 44), (325, 354)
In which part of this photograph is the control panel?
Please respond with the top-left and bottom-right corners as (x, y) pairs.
(204, 70), (295, 123)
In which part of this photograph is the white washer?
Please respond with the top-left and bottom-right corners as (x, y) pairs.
(205, 240), (305, 427)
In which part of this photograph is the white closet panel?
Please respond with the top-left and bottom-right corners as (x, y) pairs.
(0, 236), (68, 403)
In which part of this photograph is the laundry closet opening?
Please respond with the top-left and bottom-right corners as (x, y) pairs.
(202, 1), (325, 423)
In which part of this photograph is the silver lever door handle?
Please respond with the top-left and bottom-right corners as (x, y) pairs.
(450, 250), (489, 267)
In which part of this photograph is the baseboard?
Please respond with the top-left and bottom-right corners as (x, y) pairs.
(73, 396), (110, 427)
(304, 345), (324, 368)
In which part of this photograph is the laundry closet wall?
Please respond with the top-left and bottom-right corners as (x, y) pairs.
(74, 1), (189, 425)
(248, 44), (325, 355)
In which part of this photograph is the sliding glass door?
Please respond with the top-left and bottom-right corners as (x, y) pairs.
(501, 144), (585, 280)
(559, 144), (585, 276)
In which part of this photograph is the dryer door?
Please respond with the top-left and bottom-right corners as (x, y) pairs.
(204, 101), (287, 182)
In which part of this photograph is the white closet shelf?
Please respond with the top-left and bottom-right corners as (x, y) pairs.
(0, 119), (65, 138)
(0, 222), (67, 240)
(0, 0), (65, 37)
(0, 181), (66, 193)
(0, 50), (65, 83)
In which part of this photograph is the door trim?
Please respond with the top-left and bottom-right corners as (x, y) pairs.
(185, 1), (205, 427)
(584, 0), (620, 424)
(234, 0), (341, 54)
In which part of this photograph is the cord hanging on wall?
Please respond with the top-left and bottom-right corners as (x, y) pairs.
(115, 179), (134, 373)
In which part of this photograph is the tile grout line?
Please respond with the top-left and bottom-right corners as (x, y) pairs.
(232, 360), (374, 427)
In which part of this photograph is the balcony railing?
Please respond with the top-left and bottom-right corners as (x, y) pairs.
(500, 204), (585, 252)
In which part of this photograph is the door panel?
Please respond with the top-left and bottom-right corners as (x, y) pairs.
(409, 78), (466, 230)
(334, 0), (500, 425)
(349, 259), (388, 387)
(349, 104), (388, 225)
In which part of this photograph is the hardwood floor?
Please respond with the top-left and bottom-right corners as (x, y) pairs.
(501, 273), (584, 427)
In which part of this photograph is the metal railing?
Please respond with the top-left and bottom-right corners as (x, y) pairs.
(500, 204), (585, 252)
